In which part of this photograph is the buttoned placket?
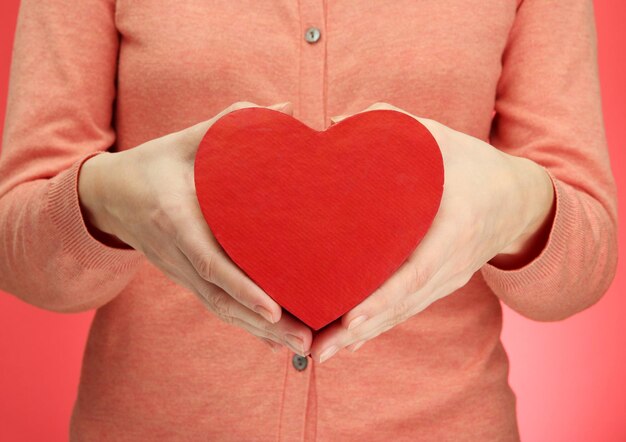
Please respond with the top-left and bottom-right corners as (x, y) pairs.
(276, 350), (317, 441)
(294, 1), (328, 132)
(275, 2), (326, 440)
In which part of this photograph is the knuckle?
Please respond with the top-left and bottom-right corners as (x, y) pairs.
(227, 280), (249, 305)
(195, 251), (217, 282)
(208, 291), (231, 318)
(379, 314), (399, 335)
(197, 283), (217, 301)
(149, 198), (191, 237)
(405, 265), (428, 294)
(390, 299), (412, 323)
(369, 290), (390, 314)
(217, 312), (234, 325)
(259, 318), (276, 336)
(231, 316), (273, 341)
(147, 203), (172, 233)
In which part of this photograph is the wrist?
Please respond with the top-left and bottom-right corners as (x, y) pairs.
(491, 155), (556, 268)
(78, 152), (131, 248)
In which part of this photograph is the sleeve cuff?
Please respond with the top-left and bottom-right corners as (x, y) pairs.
(480, 168), (579, 294)
(45, 151), (144, 272)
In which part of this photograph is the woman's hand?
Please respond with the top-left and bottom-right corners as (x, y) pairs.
(77, 101), (312, 356)
(310, 102), (556, 363)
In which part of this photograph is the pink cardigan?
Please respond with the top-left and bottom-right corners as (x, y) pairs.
(0, 0), (617, 440)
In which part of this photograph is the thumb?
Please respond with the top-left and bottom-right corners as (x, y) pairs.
(267, 101), (294, 115)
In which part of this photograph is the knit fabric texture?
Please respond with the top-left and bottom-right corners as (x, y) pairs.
(0, 0), (617, 440)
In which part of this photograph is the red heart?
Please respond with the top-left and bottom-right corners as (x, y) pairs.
(194, 108), (444, 330)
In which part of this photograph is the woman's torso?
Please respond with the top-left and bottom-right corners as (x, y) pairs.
(71, 1), (521, 440)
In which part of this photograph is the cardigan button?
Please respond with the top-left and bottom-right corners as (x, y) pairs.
(304, 27), (321, 44)
(292, 354), (309, 371)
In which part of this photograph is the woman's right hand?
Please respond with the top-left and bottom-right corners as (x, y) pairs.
(77, 101), (312, 356)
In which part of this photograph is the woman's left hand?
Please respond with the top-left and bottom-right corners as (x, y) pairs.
(310, 102), (556, 364)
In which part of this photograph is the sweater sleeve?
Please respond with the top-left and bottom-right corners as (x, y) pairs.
(0, 0), (144, 313)
(479, 0), (619, 321)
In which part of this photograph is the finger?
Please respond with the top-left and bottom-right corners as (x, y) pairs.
(342, 287), (444, 354)
(224, 301), (312, 356)
(230, 310), (312, 356)
(176, 217), (283, 324)
(183, 101), (293, 144)
(340, 258), (433, 331)
(309, 314), (392, 363)
(257, 336), (283, 353)
(182, 101), (262, 143)
(322, 270), (460, 359)
(168, 242), (313, 355)
(323, 268), (456, 361)
(330, 102), (444, 141)
(329, 114), (348, 125)
(267, 101), (294, 115)
(309, 320), (347, 363)
(345, 340), (366, 353)
(318, 231), (463, 360)
(311, 292), (430, 363)
(146, 242), (276, 329)
(175, 233), (278, 320)
(202, 292), (311, 357)
(330, 101), (398, 125)
(159, 249), (311, 356)
(360, 102), (446, 138)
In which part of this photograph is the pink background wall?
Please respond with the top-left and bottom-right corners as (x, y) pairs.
(0, 1), (624, 440)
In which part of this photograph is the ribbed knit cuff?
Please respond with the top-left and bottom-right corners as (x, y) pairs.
(46, 151), (144, 272)
(479, 168), (578, 294)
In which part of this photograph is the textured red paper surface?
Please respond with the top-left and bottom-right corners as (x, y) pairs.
(194, 108), (444, 330)
(3, 4), (626, 440)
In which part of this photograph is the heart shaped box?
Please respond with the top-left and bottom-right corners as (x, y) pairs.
(194, 107), (444, 330)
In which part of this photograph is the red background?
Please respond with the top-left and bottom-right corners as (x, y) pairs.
(0, 1), (624, 440)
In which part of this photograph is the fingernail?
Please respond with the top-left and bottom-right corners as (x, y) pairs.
(319, 345), (339, 363)
(348, 315), (368, 330)
(254, 305), (275, 323)
(285, 334), (304, 354)
(348, 341), (365, 353)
